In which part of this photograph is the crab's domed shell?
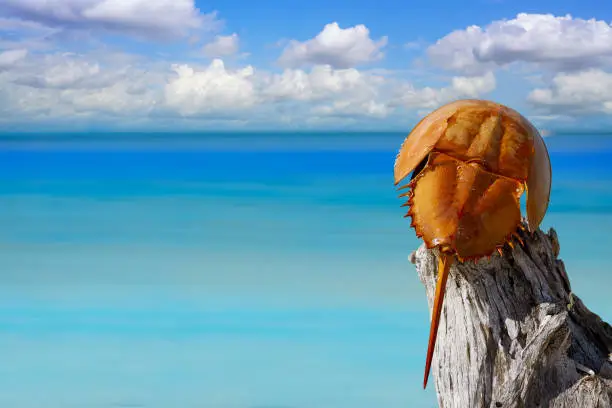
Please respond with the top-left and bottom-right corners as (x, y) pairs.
(394, 99), (551, 231)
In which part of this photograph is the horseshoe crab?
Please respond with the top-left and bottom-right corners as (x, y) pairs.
(393, 99), (552, 389)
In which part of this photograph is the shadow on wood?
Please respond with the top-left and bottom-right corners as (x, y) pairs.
(410, 221), (612, 408)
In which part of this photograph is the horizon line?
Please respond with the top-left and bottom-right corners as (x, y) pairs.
(1, 129), (611, 136)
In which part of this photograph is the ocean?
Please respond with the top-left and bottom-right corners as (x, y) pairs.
(0, 132), (610, 408)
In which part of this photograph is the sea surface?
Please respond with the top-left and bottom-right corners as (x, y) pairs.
(0, 132), (611, 408)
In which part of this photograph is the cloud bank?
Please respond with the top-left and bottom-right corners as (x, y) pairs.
(0, 6), (609, 129)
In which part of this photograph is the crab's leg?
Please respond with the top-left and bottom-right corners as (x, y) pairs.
(423, 252), (453, 389)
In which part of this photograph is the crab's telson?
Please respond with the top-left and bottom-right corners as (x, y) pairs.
(393, 99), (552, 389)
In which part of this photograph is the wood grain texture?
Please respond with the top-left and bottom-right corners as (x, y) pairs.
(410, 222), (612, 408)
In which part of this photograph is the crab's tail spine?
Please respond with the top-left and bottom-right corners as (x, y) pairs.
(423, 252), (453, 389)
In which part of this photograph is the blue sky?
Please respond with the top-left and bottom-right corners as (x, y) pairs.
(0, 0), (611, 131)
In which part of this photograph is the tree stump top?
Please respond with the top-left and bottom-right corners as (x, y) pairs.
(410, 223), (612, 408)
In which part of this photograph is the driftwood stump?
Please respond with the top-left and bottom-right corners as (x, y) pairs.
(410, 222), (612, 408)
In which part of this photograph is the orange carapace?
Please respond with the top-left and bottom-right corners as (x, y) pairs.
(393, 99), (552, 389)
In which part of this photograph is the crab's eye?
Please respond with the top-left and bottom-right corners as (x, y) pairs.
(410, 155), (429, 181)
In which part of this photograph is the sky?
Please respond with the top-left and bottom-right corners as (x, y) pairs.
(0, 1), (611, 131)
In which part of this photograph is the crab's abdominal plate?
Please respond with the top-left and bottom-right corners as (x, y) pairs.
(408, 152), (524, 260)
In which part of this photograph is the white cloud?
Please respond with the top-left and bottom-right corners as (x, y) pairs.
(428, 13), (612, 74)
(0, 49), (503, 126)
(0, 0), (221, 39)
(450, 72), (496, 95)
(528, 69), (612, 114)
(0, 50), (395, 123)
(0, 17), (48, 31)
(278, 22), (387, 69)
(163, 59), (257, 116)
(0, 17), (59, 51)
(62, 81), (158, 115)
(261, 64), (391, 118)
(262, 65), (383, 101)
(0, 39), (501, 127)
(0, 51), (161, 119)
(16, 56), (102, 89)
(311, 100), (390, 118)
(203, 33), (239, 57)
(392, 72), (496, 109)
(47, 60), (100, 89)
(0, 48), (27, 69)
(162, 61), (391, 119)
(260, 66), (495, 119)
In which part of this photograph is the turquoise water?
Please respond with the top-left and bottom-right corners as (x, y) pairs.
(0, 133), (610, 408)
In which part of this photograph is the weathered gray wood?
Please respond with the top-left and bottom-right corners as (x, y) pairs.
(410, 222), (612, 408)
